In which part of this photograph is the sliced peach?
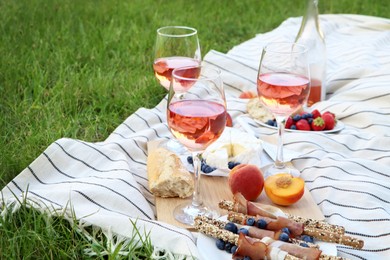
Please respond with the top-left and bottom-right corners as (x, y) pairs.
(264, 173), (304, 206)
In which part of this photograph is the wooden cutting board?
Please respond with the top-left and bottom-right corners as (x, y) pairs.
(148, 140), (324, 230)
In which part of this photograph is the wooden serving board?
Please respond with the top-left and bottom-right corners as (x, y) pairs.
(148, 140), (324, 230)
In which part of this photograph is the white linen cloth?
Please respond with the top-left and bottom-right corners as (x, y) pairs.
(1, 14), (389, 259)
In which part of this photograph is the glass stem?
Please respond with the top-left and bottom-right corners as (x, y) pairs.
(274, 116), (286, 169)
(191, 152), (203, 207)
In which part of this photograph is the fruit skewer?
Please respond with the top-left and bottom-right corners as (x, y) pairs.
(228, 212), (364, 249)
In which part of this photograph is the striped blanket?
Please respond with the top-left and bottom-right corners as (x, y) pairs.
(1, 14), (389, 259)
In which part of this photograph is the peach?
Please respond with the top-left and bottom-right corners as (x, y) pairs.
(239, 91), (257, 99)
(228, 164), (264, 201)
(264, 173), (304, 206)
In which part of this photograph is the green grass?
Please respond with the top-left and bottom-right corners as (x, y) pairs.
(0, 0), (389, 258)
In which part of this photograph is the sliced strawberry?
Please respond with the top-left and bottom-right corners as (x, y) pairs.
(322, 113), (336, 130)
(311, 117), (325, 131)
(296, 119), (311, 131)
(285, 116), (294, 129)
(311, 109), (321, 119)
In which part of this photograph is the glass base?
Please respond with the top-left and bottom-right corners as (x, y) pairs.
(263, 163), (301, 179)
(173, 202), (220, 226)
(159, 139), (187, 155)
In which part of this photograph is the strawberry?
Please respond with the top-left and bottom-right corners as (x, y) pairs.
(311, 117), (325, 131)
(285, 116), (294, 129)
(323, 111), (336, 119)
(296, 119), (311, 131)
(311, 109), (321, 119)
(322, 113), (336, 130)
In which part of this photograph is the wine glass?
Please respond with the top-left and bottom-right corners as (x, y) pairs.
(167, 65), (226, 225)
(153, 26), (201, 154)
(257, 42), (310, 178)
(153, 26), (201, 90)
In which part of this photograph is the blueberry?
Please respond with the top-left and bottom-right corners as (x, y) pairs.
(272, 120), (278, 127)
(246, 217), (255, 226)
(203, 165), (215, 173)
(238, 227), (249, 236)
(224, 222), (238, 234)
(306, 113), (313, 118)
(281, 227), (290, 235)
(228, 161), (236, 169)
(215, 239), (225, 250)
(243, 256), (251, 260)
(293, 115), (302, 121)
(230, 245), (238, 254)
(308, 118), (313, 124)
(279, 232), (290, 242)
(266, 119), (274, 126)
(290, 125), (297, 130)
(300, 242), (309, 248)
(256, 219), (267, 229)
(187, 156), (193, 165)
(201, 163), (207, 172)
(224, 242), (232, 253)
(302, 235), (314, 243)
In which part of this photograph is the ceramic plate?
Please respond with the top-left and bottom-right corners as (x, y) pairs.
(196, 216), (337, 259)
(255, 119), (345, 133)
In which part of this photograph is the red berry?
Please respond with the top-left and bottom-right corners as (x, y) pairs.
(285, 117), (294, 129)
(322, 113), (336, 130)
(311, 117), (325, 131)
(311, 109), (321, 119)
(296, 119), (311, 131)
(323, 111), (336, 120)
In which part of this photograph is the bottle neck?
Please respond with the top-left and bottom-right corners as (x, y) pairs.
(295, 0), (324, 41)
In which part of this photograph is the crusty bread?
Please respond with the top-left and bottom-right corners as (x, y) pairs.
(147, 147), (194, 198)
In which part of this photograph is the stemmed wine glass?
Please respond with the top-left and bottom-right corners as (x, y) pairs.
(257, 42), (310, 178)
(167, 65), (226, 225)
(153, 26), (201, 90)
(153, 26), (201, 153)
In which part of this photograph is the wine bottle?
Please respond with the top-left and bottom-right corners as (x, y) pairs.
(295, 0), (326, 107)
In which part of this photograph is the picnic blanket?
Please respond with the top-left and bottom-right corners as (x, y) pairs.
(1, 14), (390, 259)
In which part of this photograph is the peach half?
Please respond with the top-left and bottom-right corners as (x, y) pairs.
(264, 173), (305, 206)
(228, 164), (264, 201)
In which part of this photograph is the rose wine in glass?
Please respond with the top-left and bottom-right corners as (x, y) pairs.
(167, 65), (226, 225)
(153, 26), (201, 154)
(257, 42), (310, 178)
(153, 26), (201, 90)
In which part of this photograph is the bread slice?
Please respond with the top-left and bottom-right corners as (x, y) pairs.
(147, 147), (194, 198)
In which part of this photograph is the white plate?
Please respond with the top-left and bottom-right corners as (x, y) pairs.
(196, 216), (337, 259)
(255, 119), (345, 133)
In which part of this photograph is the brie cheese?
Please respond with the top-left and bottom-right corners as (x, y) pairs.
(203, 127), (263, 169)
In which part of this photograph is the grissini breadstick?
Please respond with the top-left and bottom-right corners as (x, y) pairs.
(195, 216), (349, 260)
(228, 211), (364, 249)
(194, 217), (299, 260)
(219, 194), (345, 235)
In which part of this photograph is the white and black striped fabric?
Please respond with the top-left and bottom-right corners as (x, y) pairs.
(204, 14), (390, 260)
(1, 14), (389, 259)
